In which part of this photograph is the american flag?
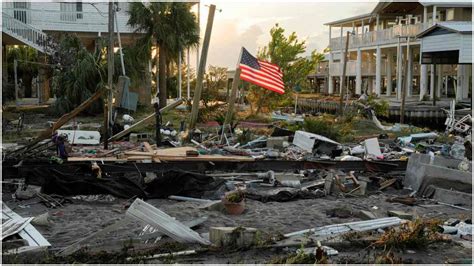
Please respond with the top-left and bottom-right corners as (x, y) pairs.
(239, 48), (285, 94)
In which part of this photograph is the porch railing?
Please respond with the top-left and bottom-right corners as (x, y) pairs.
(330, 23), (430, 50)
(2, 12), (48, 53)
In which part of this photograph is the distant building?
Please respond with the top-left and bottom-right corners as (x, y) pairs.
(2, 1), (140, 103)
(2, 1), (200, 105)
(2, 1), (137, 54)
(308, 1), (472, 102)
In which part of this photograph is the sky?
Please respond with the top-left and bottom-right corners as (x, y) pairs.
(194, 1), (377, 69)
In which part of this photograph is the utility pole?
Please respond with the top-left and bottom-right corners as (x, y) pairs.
(105, 1), (115, 149)
(433, 63), (437, 106)
(189, 4), (216, 130)
(400, 37), (409, 124)
(339, 31), (350, 115)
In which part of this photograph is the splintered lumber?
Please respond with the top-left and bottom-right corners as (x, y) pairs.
(8, 90), (104, 156)
(123, 147), (254, 162)
(67, 157), (127, 162)
(143, 142), (154, 153)
(108, 98), (183, 141)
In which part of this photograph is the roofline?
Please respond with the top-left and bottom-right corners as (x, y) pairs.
(325, 1), (471, 27)
(420, 1), (472, 7)
(324, 13), (374, 26)
(417, 22), (472, 37)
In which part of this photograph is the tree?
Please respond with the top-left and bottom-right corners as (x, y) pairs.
(6, 46), (39, 98)
(203, 65), (227, 107)
(50, 34), (106, 115)
(128, 2), (199, 108)
(247, 24), (324, 113)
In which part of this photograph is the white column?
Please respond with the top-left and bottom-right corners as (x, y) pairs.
(430, 65), (435, 99)
(386, 51), (392, 96)
(339, 27), (343, 94)
(419, 6), (428, 101)
(420, 65), (428, 100)
(328, 26), (334, 94)
(396, 39), (402, 100)
(430, 6), (437, 99)
(423, 7), (428, 24)
(406, 44), (413, 97)
(376, 15), (380, 30)
(356, 48), (362, 95)
(375, 46), (382, 96)
(437, 65), (442, 98)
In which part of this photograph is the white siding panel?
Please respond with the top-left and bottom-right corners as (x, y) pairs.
(459, 34), (472, 64)
(421, 33), (461, 52)
(4, 2), (135, 34)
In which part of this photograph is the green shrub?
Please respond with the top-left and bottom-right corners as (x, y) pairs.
(303, 118), (342, 141)
(366, 95), (389, 117)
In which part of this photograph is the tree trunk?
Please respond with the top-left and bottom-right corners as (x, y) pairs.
(158, 47), (167, 108)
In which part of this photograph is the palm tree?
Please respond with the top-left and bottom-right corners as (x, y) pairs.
(128, 2), (199, 108)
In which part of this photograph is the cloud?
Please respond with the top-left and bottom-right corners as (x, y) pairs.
(207, 20), (264, 68)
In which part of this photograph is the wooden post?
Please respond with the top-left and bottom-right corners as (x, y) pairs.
(14, 59), (18, 104)
(339, 31), (350, 115)
(400, 37), (409, 124)
(105, 1), (115, 149)
(187, 48), (191, 99)
(178, 49), (182, 99)
(223, 67), (241, 127)
(189, 4), (216, 130)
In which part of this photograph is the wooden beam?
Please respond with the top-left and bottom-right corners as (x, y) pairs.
(9, 89), (104, 156)
(189, 4), (216, 130)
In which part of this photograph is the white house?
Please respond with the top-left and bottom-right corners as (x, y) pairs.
(309, 0), (472, 102)
(2, 1), (136, 53)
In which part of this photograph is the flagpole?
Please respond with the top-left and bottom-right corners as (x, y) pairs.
(222, 48), (244, 143)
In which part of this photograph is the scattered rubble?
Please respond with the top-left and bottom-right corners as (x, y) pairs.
(2, 102), (472, 263)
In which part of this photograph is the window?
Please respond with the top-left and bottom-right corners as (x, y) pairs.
(13, 2), (30, 23)
(76, 1), (83, 19)
(446, 8), (454, 21)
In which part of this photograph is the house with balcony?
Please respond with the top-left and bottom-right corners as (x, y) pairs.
(2, 1), (141, 104)
(310, 1), (472, 103)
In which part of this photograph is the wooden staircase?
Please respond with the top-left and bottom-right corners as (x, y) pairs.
(2, 12), (50, 54)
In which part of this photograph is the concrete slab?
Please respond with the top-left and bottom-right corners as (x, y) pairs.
(428, 186), (472, 207)
(404, 153), (472, 195)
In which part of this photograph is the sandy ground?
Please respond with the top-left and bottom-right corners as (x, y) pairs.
(2, 185), (472, 264)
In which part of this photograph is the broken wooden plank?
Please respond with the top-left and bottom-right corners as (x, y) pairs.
(143, 142), (154, 153)
(67, 157), (127, 162)
(379, 178), (397, 190)
(9, 90), (104, 156)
